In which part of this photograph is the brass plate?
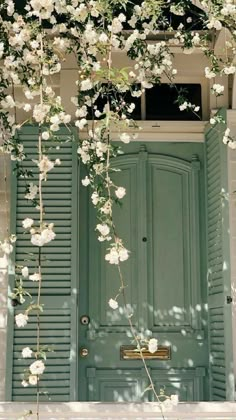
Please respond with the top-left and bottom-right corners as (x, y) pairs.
(120, 345), (171, 360)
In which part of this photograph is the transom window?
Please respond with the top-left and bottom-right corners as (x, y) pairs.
(87, 83), (202, 121)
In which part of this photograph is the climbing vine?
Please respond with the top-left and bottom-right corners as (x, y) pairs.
(0, 0), (236, 418)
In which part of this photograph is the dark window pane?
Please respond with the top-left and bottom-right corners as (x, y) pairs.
(123, 1), (205, 31)
(86, 84), (141, 120)
(13, 1), (205, 31)
(163, 4), (205, 31)
(123, 89), (142, 120)
(146, 84), (202, 121)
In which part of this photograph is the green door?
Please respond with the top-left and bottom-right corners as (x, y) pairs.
(78, 143), (207, 402)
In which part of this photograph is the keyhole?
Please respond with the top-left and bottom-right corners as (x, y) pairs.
(80, 315), (90, 325)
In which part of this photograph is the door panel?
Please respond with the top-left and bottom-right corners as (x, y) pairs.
(150, 167), (187, 328)
(78, 146), (207, 402)
(88, 157), (139, 332)
(86, 368), (148, 402)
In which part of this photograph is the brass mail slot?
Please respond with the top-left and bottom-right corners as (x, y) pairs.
(120, 345), (171, 360)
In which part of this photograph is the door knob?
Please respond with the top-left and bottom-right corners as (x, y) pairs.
(80, 347), (89, 358)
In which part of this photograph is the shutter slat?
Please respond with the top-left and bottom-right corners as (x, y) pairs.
(205, 111), (234, 401)
(11, 127), (77, 402)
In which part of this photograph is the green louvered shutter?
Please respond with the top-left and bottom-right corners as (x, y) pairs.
(205, 110), (234, 401)
(7, 126), (78, 402)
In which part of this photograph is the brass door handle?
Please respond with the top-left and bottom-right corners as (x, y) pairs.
(80, 347), (89, 358)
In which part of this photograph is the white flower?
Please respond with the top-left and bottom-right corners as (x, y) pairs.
(1, 95), (15, 109)
(22, 347), (33, 358)
(55, 158), (61, 165)
(120, 133), (131, 144)
(132, 90), (142, 98)
(42, 131), (50, 140)
(118, 13), (126, 22)
(93, 163), (104, 174)
(225, 128), (230, 137)
(95, 110), (102, 118)
(33, 104), (50, 123)
(170, 394), (179, 405)
(0, 240), (13, 255)
(80, 79), (93, 91)
(75, 118), (87, 130)
(25, 183), (38, 200)
(105, 247), (119, 264)
(115, 187), (126, 199)
(82, 176), (90, 186)
(210, 118), (216, 125)
(22, 218), (34, 229)
(31, 228), (56, 247)
(96, 224), (110, 236)
(29, 272), (41, 282)
(23, 104), (31, 112)
(142, 81), (153, 89)
(179, 102), (187, 111)
(127, 103), (135, 113)
(99, 32), (108, 43)
(119, 247), (129, 261)
(0, 42), (4, 59)
(91, 191), (100, 206)
(105, 245), (129, 264)
(21, 380), (29, 387)
(75, 106), (87, 118)
(15, 313), (28, 328)
(30, 40), (39, 49)
(228, 141), (236, 149)
(207, 18), (222, 31)
(212, 84), (224, 95)
(29, 360), (45, 375)
(21, 266), (29, 278)
(223, 66), (236, 75)
(50, 115), (60, 125)
(109, 18), (123, 34)
(148, 338), (158, 353)
(194, 106), (200, 112)
(10, 234), (17, 243)
(221, 4), (236, 16)
(205, 67), (216, 79)
(38, 155), (54, 177)
(28, 375), (38, 386)
(108, 298), (119, 309)
(50, 123), (59, 132)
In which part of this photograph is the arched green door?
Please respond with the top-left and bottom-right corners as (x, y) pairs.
(78, 144), (208, 402)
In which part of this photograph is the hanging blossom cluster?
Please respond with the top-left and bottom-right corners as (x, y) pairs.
(0, 0), (236, 411)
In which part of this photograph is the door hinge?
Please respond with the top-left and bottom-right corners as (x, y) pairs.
(226, 296), (233, 304)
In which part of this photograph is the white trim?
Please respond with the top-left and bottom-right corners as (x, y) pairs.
(1, 402), (236, 419)
(79, 121), (207, 142)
